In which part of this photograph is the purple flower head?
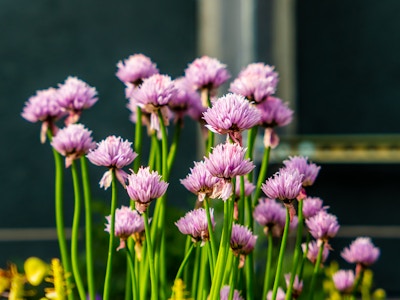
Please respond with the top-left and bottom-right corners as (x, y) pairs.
(57, 77), (98, 125)
(202, 93), (261, 145)
(238, 62), (278, 79)
(126, 167), (169, 213)
(341, 237), (380, 267)
(116, 53), (159, 85)
(256, 96), (293, 128)
(168, 77), (204, 122)
(253, 198), (286, 236)
(305, 211), (340, 243)
(51, 124), (96, 168)
(204, 143), (255, 200)
(220, 286), (244, 300)
(235, 177), (255, 198)
(267, 287), (286, 300)
(21, 87), (65, 143)
(180, 161), (221, 202)
(133, 74), (177, 133)
(175, 208), (215, 245)
(302, 197), (329, 219)
(86, 136), (137, 190)
(302, 240), (330, 264)
(230, 224), (257, 257)
(261, 168), (303, 203)
(283, 156), (321, 187)
(184, 56), (231, 91)
(332, 270), (355, 294)
(105, 205), (145, 250)
(285, 273), (303, 297)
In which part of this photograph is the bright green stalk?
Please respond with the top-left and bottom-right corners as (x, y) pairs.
(80, 157), (95, 300)
(191, 245), (201, 298)
(308, 240), (325, 300)
(143, 210), (158, 300)
(125, 246), (139, 300)
(197, 246), (209, 300)
(350, 267), (365, 300)
(228, 255), (240, 300)
(183, 236), (192, 286)
(167, 118), (182, 171)
(271, 206), (290, 300)
(245, 126), (258, 161)
(173, 243), (195, 285)
(262, 230), (274, 300)
(48, 132), (75, 300)
(103, 170), (118, 300)
(204, 198), (216, 268)
(286, 200), (305, 300)
(134, 106), (143, 172)
(298, 233), (311, 281)
(253, 146), (271, 205)
(70, 161), (86, 300)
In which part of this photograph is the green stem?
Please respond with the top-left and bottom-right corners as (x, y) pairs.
(350, 266), (365, 300)
(167, 119), (182, 172)
(271, 206), (290, 300)
(50, 140), (75, 300)
(191, 245), (201, 298)
(197, 245), (208, 300)
(308, 240), (325, 300)
(253, 146), (271, 205)
(126, 246), (139, 300)
(143, 210), (158, 300)
(298, 233), (311, 281)
(134, 106), (143, 172)
(286, 200), (305, 300)
(174, 243), (195, 284)
(80, 157), (95, 300)
(204, 199), (216, 268)
(183, 236), (192, 287)
(262, 230), (274, 300)
(103, 170), (118, 300)
(70, 161), (86, 300)
(228, 255), (240, 300)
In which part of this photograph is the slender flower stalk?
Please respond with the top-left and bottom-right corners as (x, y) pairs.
(308, 240), (326, 300)
(262, 230), (274, 300)
(143, 210), (158, 300)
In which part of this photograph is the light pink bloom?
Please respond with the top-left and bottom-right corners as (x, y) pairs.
(51, 124), (96, 168)
(253, 198), (286, 237)
(285, 273), (303, 298)
(341, 237), (380, 267)
(302, 240), (330, 264)
(305, 211), (340, 243)
(283, 156), (321, 188)
(126, 167), (169, 213)
(230, 224), (257, 257)
(202, 93), (261, 145)
(220, 286), (244, 300)
(332, 270), (355, 294)
(57, 76), (98, 125)
(86, 136), (137, 189)
(116, 53), (159, 85)
(237, 62), (277, 78)
(262, 168), (303, 202)
(21, 87), (65, 143)
(302, 197), (329, 219)
(267, 287), (286, 300)
(234, 177), (255, 198)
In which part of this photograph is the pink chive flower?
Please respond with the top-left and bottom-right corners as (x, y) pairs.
(285, 273), (303, 298)
(116, 53), (159, 85)
(302, 197), (329, 219)
(283, 156), (321, 188)
(175, 208), (215, 245)
(262, 168), (303, 203)
(185, 56), (230, 90)
(51, 124), (96, 168)
(253, 198), (286, 237)
(229, 63), (278, 103)
(305, 211), (340, 244)
(86, 136), (137, 190)
(57, 76), (98, 125)
(332, 270), (355, 294)
(230, 224), (257, 260)
(302, 240), (330, 264)
(204, 143), (255, 200)
(21, 87), (65, 143)
(341, 237), (380, 267)
(105, 205), (145, 251)
(235, 177), (255, 198)
(132, 74), (177, 133)
(220, 286), (244, 300)
(126, 167), (169, 213)
(180, 161), (221, 202)
(202, 93), (261, 145)
(267, 287), (286, 300)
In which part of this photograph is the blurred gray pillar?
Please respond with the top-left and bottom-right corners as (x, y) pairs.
(198, 0), (256, 76)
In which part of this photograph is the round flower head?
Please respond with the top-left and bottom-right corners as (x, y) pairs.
(332, 270), (355, 294)
(305, 211), (340, 244)
(57, 76), (98, 125)
(302, 197), (329, 219)
(283, 156), (321, 188)
(133, 74), (177, 133)
(116, 53), (159, 85)
(262, 168), (303, 203)
(285, 273), (303, 298)
(220, 285), (244, 300)
(204, 143), (255, 200)
(105, 205), (145, 250)
(51, 123), (96, 168)
(341, 237), (380, 267)
(230, 224), (257, 257)
(21, 87), (65, 143)
(267, 287), (286, 300)
(202, 93), (261, 145)
(238, 62), (278, 79)
(253, 198), (286, 237)
(175, 208), (215, 245)
(180, 161), (221, 202)
(126, 167), (169, 213)
(86, 136), (138, 190)
(302, 240), (330, 264)
(184, 56), (231, 92)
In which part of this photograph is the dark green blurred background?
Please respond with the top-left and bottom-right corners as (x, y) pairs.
(2, 0), (400, 297)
